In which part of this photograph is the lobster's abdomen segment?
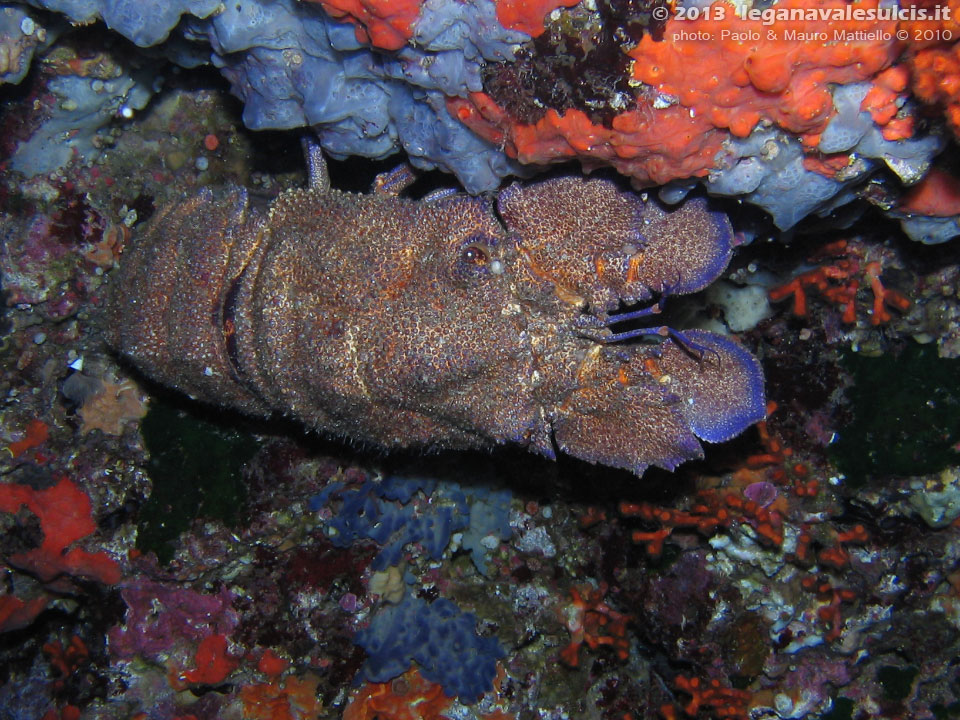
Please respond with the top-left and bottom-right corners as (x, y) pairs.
(109, 188), (271, 414)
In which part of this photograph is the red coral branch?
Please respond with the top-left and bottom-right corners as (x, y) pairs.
(801, 576), (858, 641)
(661, 675), (752, 719)
(559, 582), (632, 667)
(769, 240), (910, 326)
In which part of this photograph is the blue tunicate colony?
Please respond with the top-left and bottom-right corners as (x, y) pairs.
(308, 472), (512, 576)
(11, 70), (155, 176)
(20, 0), (526, 192)
(309, 472), (511, 699)
(355, 593), (505, 701)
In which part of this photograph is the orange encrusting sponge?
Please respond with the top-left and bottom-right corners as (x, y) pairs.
(493, 0), (582, 36)
(304, 0), (423, 50)
(449, 0), (903, 186)
(306, 0), (580, 50)
(898, 168), (960, 217)
(902, 0), (960, 136)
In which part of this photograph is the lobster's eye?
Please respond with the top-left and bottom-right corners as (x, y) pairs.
(462, 245), (488, 265)
(450, 236), (500, 286)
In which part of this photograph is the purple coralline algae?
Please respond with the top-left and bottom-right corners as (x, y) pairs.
(108, 579), (238, 661)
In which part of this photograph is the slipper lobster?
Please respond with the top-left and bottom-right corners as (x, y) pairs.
(109, 147), (764, 475)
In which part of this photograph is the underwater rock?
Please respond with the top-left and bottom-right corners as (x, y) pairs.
(10, 0), (954, 229)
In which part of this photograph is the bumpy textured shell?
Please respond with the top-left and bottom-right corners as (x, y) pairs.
(109, 161), (765, 476)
